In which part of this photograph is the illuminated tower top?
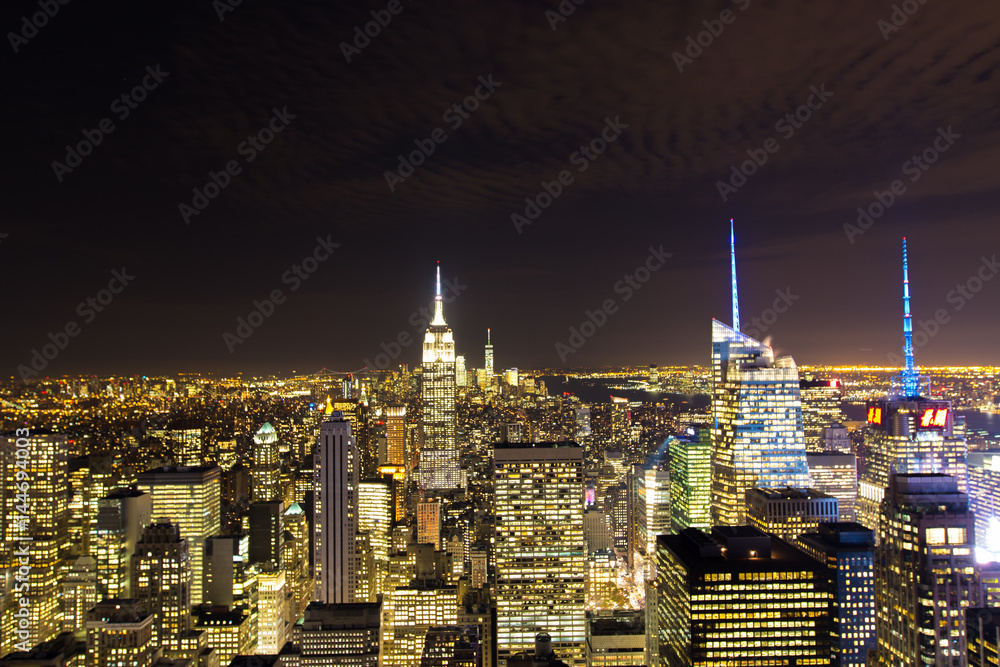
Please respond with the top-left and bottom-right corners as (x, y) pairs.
(731, 219), (740, 332)
(430, 261), (447, 327)
(899, 237), (920, 399)
(485, 328), (494, 377)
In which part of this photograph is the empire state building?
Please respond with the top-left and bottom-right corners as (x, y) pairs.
(419, 264), (461, 490)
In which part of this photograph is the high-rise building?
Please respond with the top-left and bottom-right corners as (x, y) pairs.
(314, 412), (359, 604)
(85, 600), (155, 667)
(252, 422), (280, 503)
(418, 500), (442, 549)
(0, 431), (69, 652)
(632, 465), (670, 559)
(131, 522), (191, 650)
(876, 474), (981, 666)
(91, 489), (152, 601)
(710, 221), (810, 526)
(822, 425), (852, 453)
(386, 407), (407, 466)
(583, 509), (612, 555)
(257, 567), (290, 654)
(420, 265), (461, 491)
(136, 465), (221, 606)
(710, 318), (811, 526)
(799, 376), (844, 452)
(654, 525), (832, 666)
(746, 487), (839, 544)
(585, 611), (645, 667)
(495, 442), (585, 667)
(248, 500), (283, 567)
(807, 452), (858, 521)
(857, 240), (968, 535)
(796, 522), (876, 667)
(967, 608), (1000, 667)
(60, 556), (99, 633)
(192, 607), (253, 664)
(383, 586), (459, 667)
(296, 602), (381, 667)
(168, 419), (203, 467)
(203, 533), (251, 609)
(455, 356), (468, 387)
(358, 480), (392, 596)
(968, 452), (1000, 561)
(668, 428), (712, 533)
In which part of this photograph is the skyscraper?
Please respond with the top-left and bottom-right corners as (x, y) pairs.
(136, 465), (221, 606)
(91, 489), (152, 600)
(668, 428), (712, 533)
(710, 223), (810, 526)
(876, 474), (980, 666)
(807, 451), (858, 522)
(857, 240), (968, 534)
(298, 602), (382, 667)
(654, 526), (833, 666)
(796, 522), (876, 667)
(420, 264), (461, 491)
(85, 600), (155, 667)
(313, 411), (359, 604)
(746, 487), (839, 544)
(495, 442), (585, 666)
(386, 406), (407, 466)
(131, 522), (191, 650)
(799, 377), (844, 452)
(252, 422), (280, 503)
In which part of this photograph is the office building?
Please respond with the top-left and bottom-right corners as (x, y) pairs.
(876, 474), (980, 666)
(386, 407), (407, 466)
(168, 419), (203, 467)
(797, 523), (876, 667)
(668, 428), (712, 533)
(248, 501), (283, 567)
(131, 522), (191, 649)
(967, 608), (1000, 667)
(632, 466), (670, 559)
(967, 452), (1000, 561)
(495, 442), (585, 666)
(85, 600), (155, 667)
(857, 240), (968, 535)
(806, 452), (858, 522)
(710, 224), (810, 526)
(418, 500), (442, 548)
(822, 425), (851, 453)
(257, 567), (289, 654)
(420, 265), (461, 491)
(583, 510), (613, 555)
(358, 480), (392, 596)
(455, 356), (468, 387)
(252, 422), (280, 503)
(383, 586), (459, 667)
(746, 487), (839, 544)
(799, 377), (844, 452)
(296, 602), (381, 667)
(484, 329), (494, 382)
(136, 466), (221, 606)
(192, 608), (253, 664)
(314, 411), (359, 604)
(421, 625), (482, 667)
(60, 556), (99, 633)
(91, 490), (152, 600)
(654, 526), (832, 666)
(585, 611), (645, 667)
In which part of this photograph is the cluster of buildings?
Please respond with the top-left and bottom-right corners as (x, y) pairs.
(3, 231), (1000, 667)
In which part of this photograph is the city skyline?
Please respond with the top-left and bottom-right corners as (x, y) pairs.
(5, 1), (1000, 375)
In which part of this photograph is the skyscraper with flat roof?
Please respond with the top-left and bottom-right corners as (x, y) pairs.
(495, 442), (585, 667)
(136, 465), (221, 606)
(669, 428), (712, 533)
(313, 412), (358, 604)
(252, 421), (280, 503)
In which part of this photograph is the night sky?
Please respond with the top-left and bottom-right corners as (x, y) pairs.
(4, 0), (1000, 377)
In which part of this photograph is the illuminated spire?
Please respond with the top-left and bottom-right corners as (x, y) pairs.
(487, 328), (491, 345)
(431, 261), (447, 326)
(900, 237), (920, 397)
(731, 219), (740, 332)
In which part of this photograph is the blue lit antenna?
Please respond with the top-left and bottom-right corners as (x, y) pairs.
(731, 219), (740, 332)
(900, 238), (920, 397)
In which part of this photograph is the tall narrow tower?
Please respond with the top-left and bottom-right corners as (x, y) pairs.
(484, 328), (494, 379)
(420, 263), (461, 491)
(730, 218), (740, 332)
(313, 412), (358, 603)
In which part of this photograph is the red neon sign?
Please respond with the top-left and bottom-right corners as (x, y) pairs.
(867, 407), (882, 424)
(920, 408), (948, 428)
